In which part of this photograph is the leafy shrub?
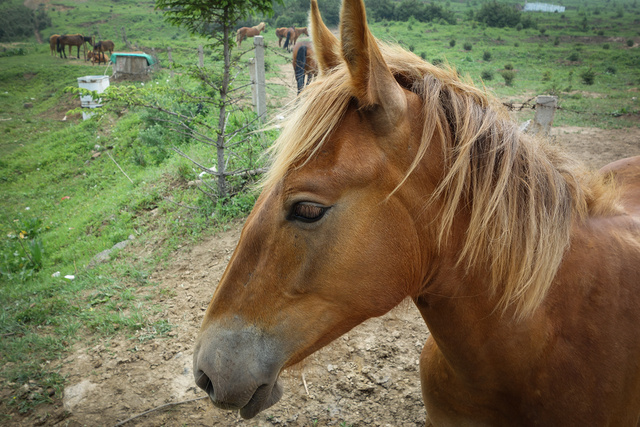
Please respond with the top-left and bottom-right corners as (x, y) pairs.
(605, 65), (617, 74)
(500, 70), (516, 86)
(542, 70), (552, 82)
(580, 68), (596, 85)
(567, 52), (580, 61)
(0, 47), (27, 57)
(481, 69), (494, 80)
(627, 39), (634, 47)
(504, 63), (514, 70)
(449, 39), (456, 47)
(483, 50), (492, 61)
(603, 43), (610, 50)
(432, 57), (444, 66)
(463, 42), (472, 51)
(554, 37), (560, 46)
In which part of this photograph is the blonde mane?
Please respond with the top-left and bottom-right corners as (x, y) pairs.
(255, 22), (266, 31)
(264, 42), (616, 320)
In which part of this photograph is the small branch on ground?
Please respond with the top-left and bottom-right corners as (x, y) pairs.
(113, 396), (208, 426)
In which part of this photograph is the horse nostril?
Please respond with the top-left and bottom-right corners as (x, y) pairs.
(195, 369), (214, 396)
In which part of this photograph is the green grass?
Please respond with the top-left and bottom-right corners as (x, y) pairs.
(0, 44), (262, 416)
(368, 8), (640, 128)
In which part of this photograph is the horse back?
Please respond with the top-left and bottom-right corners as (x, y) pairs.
(538, 156), (640, 422)
(600, 156), (640, 215)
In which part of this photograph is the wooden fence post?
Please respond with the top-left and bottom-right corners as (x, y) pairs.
(521, 95), (558, 137)
(198, 45), (204, 67)
(253, 36), (266, 120)
(248, 57), (257, 108)
(121, 27), (130, 49)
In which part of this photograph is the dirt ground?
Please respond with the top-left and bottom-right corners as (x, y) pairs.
(5, 80), (640, 426)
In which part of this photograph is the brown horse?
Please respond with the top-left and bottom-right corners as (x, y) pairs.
(57, 34), (85, 59)
(87, 51), (107, 65)
(292, 41), (317, 94)
(282, 26), (301, 52)
(49, 34), (60, 56)
(236, 22), (266, 46)
(93, 40), (114, 55)
(194, 0), (640, 425)
(294, 26), (309, 42)
(275, 27), (288, 47)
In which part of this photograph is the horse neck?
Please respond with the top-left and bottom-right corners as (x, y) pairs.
(395, 147), (544, 380)
(411, 202), (553, 385)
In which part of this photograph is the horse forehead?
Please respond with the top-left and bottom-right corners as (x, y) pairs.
(285, 109), (387, 191)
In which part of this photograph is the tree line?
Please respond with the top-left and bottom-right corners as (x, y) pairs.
(240, 0), (537, 29)
(0, 3), (51, 42)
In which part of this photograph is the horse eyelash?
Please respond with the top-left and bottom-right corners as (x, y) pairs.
(291, 203), (328, 222)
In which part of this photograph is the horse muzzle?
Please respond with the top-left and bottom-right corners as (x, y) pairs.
(193, 322), (287, 419)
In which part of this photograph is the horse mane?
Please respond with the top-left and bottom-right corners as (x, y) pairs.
(264, 42), (617, 320)
(255, 22), (266, 31)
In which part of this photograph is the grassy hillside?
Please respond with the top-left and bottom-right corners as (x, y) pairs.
(0, 0), (639, 420)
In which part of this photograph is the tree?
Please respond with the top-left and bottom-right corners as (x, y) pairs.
(0, 4), (51, 42)
(154, 0), (282, 197)
(366, 0), (395, 22)
(271, 0), (340, 28)
(475, 1), (521, 28)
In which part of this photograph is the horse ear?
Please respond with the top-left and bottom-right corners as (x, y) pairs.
(340, 0), (406, 116)
(310, 0), (341, 74)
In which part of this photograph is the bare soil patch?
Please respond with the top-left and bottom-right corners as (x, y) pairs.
(4, 107), (640, 426)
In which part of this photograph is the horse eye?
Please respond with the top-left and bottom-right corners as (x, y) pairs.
(290, 203), (328, 223)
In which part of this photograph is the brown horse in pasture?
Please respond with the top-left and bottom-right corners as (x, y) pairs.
(49, 34), (60, 56)
(87, 51), (107, 65)
(283, 26), (308, 52)
(292, 41), (317, 94)
(194, 0), (640, 425)
(275, 27), (288, 47)
(236, 22), (266, 46)
(93, 40), (114, 55)
(57, 34), (85, 59)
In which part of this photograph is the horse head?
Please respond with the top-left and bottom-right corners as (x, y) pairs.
(194, 0), (433, 419)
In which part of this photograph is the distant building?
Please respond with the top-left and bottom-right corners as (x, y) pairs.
(523, 2), (566, 12)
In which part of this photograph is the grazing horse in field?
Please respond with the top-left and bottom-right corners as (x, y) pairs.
(236, 22), (266, 46)
(57, 34), (85, 59)
(49, 34), (60, 56)
(292, 41), (317, 94)
(83, 35), (94, 51)
(284, 27), (308, 52)
(294, 27), (309, 43)
(93, 40), (114, 55)
(193, 0), (640, 425)
(275, 27), (288, 47)
(282, 26), (296, 51)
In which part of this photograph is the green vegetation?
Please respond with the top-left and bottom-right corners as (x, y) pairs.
(1, 0), (639, 418)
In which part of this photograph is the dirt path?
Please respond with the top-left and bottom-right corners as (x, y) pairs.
(6, 109), (640, 425)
